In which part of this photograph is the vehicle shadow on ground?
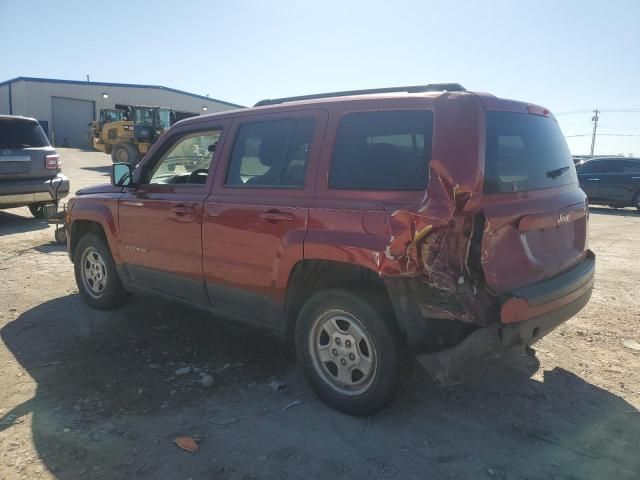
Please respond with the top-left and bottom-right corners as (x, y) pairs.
(0, 210), (49, 235)
(81, 165), (111, 175)
(589, 206), (639, 217)
(33, 242), (67, 254)
(1, 295), (638, 479)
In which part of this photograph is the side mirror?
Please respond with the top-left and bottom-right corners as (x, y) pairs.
(112, 163), (133, 187)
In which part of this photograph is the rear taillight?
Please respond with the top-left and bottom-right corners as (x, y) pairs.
(45, 154), (62, 170)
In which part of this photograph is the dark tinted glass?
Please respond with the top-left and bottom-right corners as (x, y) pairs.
(329, 110), (433, 190)
(225, 118), (314, 188)
(0, 118), (50, 148)
(485, 112), (577, 193)
(576, 161), (605, 174)
(621, 160), (640, 173)
(601, 160), (624, 173)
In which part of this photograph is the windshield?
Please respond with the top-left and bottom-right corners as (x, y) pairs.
(134, 108), (154, 125)
(101, 110), (123, 123)
(484, 111), (577, 193)
(0, 118), (50, 148)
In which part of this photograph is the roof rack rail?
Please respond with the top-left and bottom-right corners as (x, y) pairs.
(253, 83), (466, 107)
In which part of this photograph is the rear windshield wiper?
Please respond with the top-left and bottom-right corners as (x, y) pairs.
(546, 166), (570, 179)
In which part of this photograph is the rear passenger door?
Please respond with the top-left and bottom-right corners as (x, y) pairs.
(596, 159), (626, 202)
(576, 160), (605, 199)
(202, 110), (327, 329)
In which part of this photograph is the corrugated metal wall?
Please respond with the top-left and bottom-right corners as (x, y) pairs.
(0, 84), (10, 113)
(1, 79), (240, 146)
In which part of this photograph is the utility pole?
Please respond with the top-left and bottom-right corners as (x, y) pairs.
(590, 108), (600, 156)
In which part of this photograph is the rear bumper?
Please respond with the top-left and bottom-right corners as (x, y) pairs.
(501, 250), (595, 324)
(0, 174), (70, 208)
(416, 251), (595, 385)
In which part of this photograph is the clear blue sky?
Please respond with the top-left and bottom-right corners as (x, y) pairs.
(1, 0), (639, 155)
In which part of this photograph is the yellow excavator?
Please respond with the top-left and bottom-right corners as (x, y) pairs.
(90, 106), (173, 164)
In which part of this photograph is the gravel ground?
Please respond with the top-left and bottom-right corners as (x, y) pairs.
(0, 148), (639, 480)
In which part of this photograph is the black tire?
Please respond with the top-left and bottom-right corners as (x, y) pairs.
(74, 232), (130, 309)
(54, 228), (67, 243)
(113, 144), (139, 165)
(28, 203), (45, 219)
(295, 288), (402, 416)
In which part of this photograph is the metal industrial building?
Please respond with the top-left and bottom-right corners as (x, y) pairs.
(0, 77), (243, 148)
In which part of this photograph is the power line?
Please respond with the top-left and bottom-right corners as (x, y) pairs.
(565, 133), (640, 137)
(556, 108), (640, 115)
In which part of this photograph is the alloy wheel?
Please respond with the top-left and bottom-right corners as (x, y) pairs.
(81, 247), (108, 298)
(308, 309), (378, 396)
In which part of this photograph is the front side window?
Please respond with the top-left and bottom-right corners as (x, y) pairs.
(329, 110), (433, 190)
(225, 118), (315, 187)
(147, 130), (221, 185)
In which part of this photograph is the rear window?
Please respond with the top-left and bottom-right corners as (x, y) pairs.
(484, 112), (577, 193)
(0, 118), (50, 149)
(329, 110), (433, 190)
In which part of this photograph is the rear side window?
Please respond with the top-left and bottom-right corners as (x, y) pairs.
(225, 118), (314, 188)
(485, 112), (577, 193)
(329, 110), (433, 190)
(576, 161), (605, 174)
(0, 119), (50, 148)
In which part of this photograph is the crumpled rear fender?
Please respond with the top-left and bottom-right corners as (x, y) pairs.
(377, 93), (499, 341)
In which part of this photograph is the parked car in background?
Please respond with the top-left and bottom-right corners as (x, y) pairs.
(65, 84), (595, 415)
(576, 157), (640, 211)
(0, 115), (69, 217)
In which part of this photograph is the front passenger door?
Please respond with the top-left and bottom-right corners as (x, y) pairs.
(118, 127), (224, 304)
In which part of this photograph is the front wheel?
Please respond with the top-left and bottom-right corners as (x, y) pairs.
(74, 232), (130, 309)
(295, 288), (402, 416)
(112, 144), (140, 165)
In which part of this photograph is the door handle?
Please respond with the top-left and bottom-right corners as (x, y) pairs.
(260, 210), (294, 222)
(122, 200), (144, 207)
(587, 178), (600, 181)
(632, 177), (640, 180)
(172, 205), (195, 215)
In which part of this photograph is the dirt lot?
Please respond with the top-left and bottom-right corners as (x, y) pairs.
(0, 148), (639, 480)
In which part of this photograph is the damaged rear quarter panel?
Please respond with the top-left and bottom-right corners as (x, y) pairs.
(305, 94), (497, 346)
(381, 94), (497, 330)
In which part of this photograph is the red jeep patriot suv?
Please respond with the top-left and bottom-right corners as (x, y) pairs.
(65, 84), (595, 416)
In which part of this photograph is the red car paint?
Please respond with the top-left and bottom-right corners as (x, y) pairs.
(66, 89), (594, 376)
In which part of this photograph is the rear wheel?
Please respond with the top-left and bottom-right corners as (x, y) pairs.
(28, 203), (45, 219)
(74, 232), (129, 309)
(295, 288), (402, 416)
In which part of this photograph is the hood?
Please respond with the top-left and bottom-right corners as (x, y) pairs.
(76, 183), (122, 195)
